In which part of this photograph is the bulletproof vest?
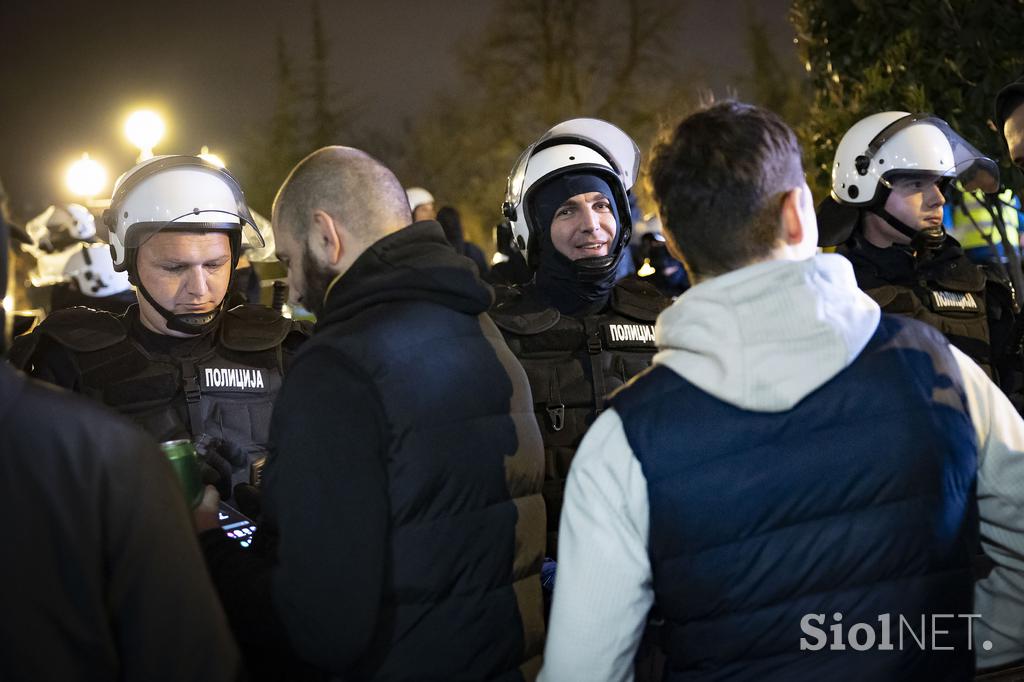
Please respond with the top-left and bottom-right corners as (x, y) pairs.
(17, 305), (306, 489)
(612, 315), (977, 681)
(491, 277), (669, 557)
(843, 239), (1000, 378)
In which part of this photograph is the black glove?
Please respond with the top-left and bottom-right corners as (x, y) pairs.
(194, 435), (249, 500)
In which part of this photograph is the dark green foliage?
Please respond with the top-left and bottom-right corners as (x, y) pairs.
(310, 0), (341, 150)
(238, 31), (305, 216)
(791, 0), (1024, 199)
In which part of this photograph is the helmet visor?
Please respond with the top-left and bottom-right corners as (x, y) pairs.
(505, 145), (534, 211)
(537, 118), (641, 189)
(505, 118), (641, 210)
(873, 114), (1000, 194)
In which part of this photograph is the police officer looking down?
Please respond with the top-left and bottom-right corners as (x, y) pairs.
(10, 155), (308, 501)
(492, 118), (670, 559)
(818, 113), (1023, 405)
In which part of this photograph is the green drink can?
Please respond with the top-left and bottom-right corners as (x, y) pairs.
(161, 439), (204, 509)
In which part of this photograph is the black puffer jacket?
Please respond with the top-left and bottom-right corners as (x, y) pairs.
(263, 221), (546, 681)
(0, 362), (239, 682)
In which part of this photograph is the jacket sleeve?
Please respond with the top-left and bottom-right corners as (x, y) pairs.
(104, 427), (240, 682)
(263, 347), (390, 673)
(539, 408), (653, 682)
(952, 346), (1024, 668)
(7, 332), (80, 389)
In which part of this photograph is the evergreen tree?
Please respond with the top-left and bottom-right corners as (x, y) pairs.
(791, 0), (1024, 199)
(238, 30), (304, 215)
(309, 0), (341, 148)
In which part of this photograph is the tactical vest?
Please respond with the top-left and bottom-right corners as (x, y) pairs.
(612, 315), (978, 681)
(13, 305), (307, 489)
(491, 277), (669, 557)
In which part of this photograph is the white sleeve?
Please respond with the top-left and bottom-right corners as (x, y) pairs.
(538, 408), (654, 682)
(952, 347), (1024, 668)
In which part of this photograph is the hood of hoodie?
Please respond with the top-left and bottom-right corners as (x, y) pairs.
(653, 254), (881, 412)
(317, 221), (493, 329)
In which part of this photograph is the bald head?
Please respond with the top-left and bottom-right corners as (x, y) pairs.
(272, 146), (412, 243)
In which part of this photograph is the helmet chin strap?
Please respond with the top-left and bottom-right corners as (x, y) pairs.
(868, 205), (946, 258)
(136, 281), (223, 335)
(127, 230), (241, 336)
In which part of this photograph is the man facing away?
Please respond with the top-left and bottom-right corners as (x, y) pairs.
(540, 102), (1024, 681)
(198, 146), (546, 680)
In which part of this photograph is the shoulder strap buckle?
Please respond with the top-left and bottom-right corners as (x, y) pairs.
(180, 359), (203, 439)
(546, 403), (565, 432)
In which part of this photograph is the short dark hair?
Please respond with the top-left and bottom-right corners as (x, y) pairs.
(648, 101), (805, 280)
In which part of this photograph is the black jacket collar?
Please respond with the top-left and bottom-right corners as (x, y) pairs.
(318, 221), (493, 329)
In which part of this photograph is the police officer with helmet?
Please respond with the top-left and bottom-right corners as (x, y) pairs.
(818, 112), (1023, 404)
(10, 155), (309, 500)
(492, 118), (670, 559)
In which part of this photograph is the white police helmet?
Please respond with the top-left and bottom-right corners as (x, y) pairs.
(819, 112), (999, 247)
(24, 203), (96, 254)
(831, 112), (998, 207)
(405, 187), (435, 212)
(62, 243), (132, 298)
(102, 155), (263, 334)
(502, 118), (639, 273)
(104, 155), (263, 273)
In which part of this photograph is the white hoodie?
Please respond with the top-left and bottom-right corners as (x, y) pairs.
(539, 254), (1024, 681)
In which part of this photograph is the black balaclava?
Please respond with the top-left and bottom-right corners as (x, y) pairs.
(531, 172), (621, 315)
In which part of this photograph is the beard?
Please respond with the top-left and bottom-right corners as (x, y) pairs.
(299, 240), (337, 318)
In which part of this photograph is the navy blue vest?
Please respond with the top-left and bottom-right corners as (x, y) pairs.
(612, 315), (978, 681)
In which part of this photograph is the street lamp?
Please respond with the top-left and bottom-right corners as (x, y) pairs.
(65, 153), (108, 199)
(198, 145), (225, 168)
(125, 109), (165, 161)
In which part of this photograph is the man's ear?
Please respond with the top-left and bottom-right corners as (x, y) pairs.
(310, 209), (345, 266)
(780, 185), (816, 248)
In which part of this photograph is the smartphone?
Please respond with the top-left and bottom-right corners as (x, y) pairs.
(218, 501), (257, 549)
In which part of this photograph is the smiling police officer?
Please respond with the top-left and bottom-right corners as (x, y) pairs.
(10, 155), (309, 498)
(491, 119), (670, 559)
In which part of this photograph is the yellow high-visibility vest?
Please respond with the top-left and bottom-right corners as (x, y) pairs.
(950, 187), (1021, 250)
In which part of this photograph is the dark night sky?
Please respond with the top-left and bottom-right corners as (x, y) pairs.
(0, 0), (798, 218)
